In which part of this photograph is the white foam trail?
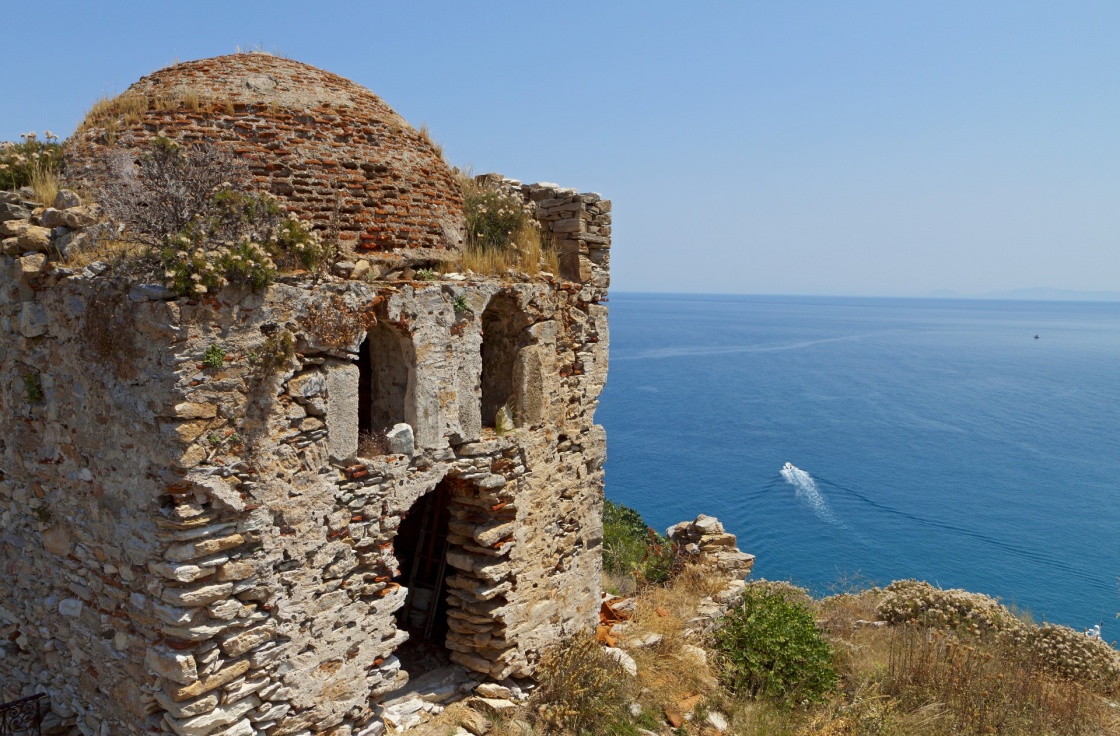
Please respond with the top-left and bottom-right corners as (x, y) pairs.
(781, 463), (843, 526)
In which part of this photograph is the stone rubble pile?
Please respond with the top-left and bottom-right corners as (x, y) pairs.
(0, 188), (98, 263)
(666, 515), (755, 636)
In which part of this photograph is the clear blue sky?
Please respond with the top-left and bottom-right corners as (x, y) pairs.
(3, 1), (1118, 296)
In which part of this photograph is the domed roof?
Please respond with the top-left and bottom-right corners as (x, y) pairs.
(65, 53), (464, 262)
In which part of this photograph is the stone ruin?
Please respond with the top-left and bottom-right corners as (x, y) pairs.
(0, 54), (611, 735)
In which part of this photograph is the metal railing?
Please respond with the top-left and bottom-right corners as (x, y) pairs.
(0, 694), (46, 736)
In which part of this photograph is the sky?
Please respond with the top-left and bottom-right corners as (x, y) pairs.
(2, 1), (1118, 297)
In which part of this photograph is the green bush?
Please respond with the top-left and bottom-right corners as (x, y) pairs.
(713, 584), (837, 707)
(602, 499), (673, 586)
(0, 132), (63, 191)
(202, 344), (227, 370)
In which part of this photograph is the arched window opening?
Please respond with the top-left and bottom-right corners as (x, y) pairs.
(480, 294), (532, 429)
(357, 321), (414, 454)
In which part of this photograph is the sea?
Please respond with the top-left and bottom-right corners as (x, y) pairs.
(597, 293), (1120, 634)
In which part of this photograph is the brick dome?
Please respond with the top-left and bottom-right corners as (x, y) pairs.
(66, 53), (464, 262)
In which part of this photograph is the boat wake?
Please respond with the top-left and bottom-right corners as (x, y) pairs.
(781, 462), (844, 527)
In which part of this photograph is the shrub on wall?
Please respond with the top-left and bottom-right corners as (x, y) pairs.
(97, 138), (330, 294)
(456, 171), (557, 276)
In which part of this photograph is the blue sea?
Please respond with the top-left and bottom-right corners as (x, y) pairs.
(598, 293), (1120, 633)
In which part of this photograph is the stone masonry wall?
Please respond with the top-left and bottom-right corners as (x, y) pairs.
(0, 181), (610, 736)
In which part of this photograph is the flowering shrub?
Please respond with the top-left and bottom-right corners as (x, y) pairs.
(457, 172), (555, 275)
(160, 189), (327, 296)
(463, 179), (536, 252)
(877, 579), (1019, 637)
(98, 138), (330, 294)
(877, 579), (1120, 692)
(0, 132), (63, 191)
(1023, 623), (1120, 688)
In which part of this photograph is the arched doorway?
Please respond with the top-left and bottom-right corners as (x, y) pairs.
(392, 479), (454, 673)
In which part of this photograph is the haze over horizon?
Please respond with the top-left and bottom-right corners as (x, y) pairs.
(2, 1), (1117, 298)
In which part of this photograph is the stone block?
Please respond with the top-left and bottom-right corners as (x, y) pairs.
(325, 361), (359, 462)
(58, 598), (83, 617)
(150, 562), (215, 583)
(174, 402), (219, 419)
(385, 423), (414, 455)
(41, 524), (71, 556)
(161, 582), (235, 607)
(146, 647), (199, 685)
(168, 660), (251, 702)
(53, 189), (82, 209)
(0, 201), (30, 221)
(220, 622), (275, 657)
(164, 696), (259, 736)
(155, 691), (220, 719)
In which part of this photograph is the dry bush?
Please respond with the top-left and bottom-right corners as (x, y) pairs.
(722, 699), (805, 736)
(878, 580), (1120, 693)
(815, 591), (896, 698)
(530, 632), (634, 735)
(618, 562), (727, 714)
(97, 136), (249, 250)
(301, 294), (378, 350)
(417, 124), (444, 160)
(357, 430), (389, 458)
(28, 160), (60, 205)
(884, 625), (1113, 736)
(77, 93), (150, 142)
(816, 589), (883, 640)
(62, 238), (143, 269)
(78, 92), (220, 141)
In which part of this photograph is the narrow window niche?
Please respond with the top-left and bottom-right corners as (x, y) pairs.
(357, 321), (415, 454)
(480, 294), (532, 429)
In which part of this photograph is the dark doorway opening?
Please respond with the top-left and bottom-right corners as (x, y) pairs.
(392, 479), (454, 673)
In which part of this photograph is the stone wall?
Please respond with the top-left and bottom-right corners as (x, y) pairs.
(0, 180), (610, 735)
